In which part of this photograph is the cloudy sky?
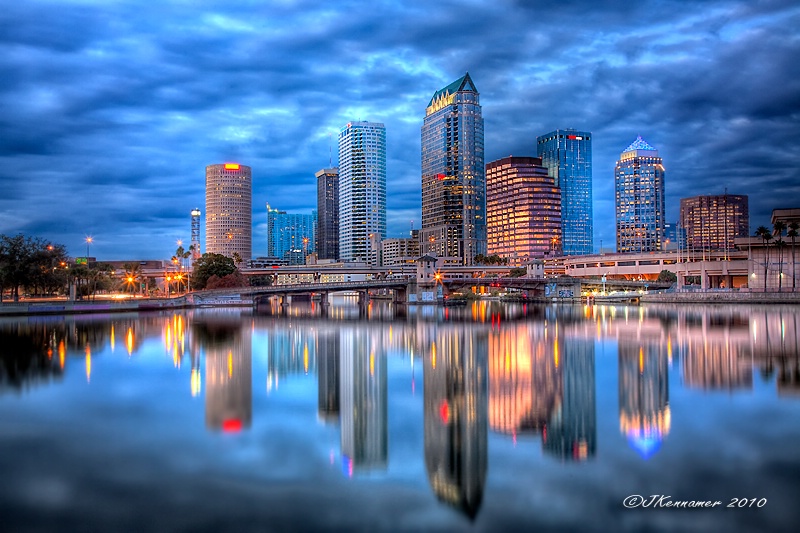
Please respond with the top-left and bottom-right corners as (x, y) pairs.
(1, 0), (798, 260)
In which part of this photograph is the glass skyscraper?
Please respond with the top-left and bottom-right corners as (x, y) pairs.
(315, 167), (339, 261)
(615, 136), (665, 253)
(338, 121), (387, 264)
(266, 203), (317, 264)
(536, 129), (593, 255)
(421, 73), (485, 265)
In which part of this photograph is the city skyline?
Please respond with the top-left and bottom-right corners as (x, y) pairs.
(1, 1), (797, 260)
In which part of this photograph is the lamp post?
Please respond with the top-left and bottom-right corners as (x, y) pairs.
(85, 236), (93, 261)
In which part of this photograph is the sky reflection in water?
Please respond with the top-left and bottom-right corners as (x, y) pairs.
(1, 301), (799, 533)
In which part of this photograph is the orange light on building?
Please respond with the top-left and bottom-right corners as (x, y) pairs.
(224, 163), (240, 170)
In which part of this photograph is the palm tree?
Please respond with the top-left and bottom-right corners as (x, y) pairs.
(755, 226), (773, 292)
(773, 221), (787, 291)
(787, 221), (799, 292)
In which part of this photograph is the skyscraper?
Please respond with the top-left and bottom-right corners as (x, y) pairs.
(338, 122), (386, 264)
(615, 136), (665, 253)
(486, 156), (561, 263)
(421, 73), (485, 264)
(205, 163), (252, 261)
(266, 203), (317, 264)
(536, 129), (593, 255)
(315, 167), (339, 261)
(680, 194), (749, 252)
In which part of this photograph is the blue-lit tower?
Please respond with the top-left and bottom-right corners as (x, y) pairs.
(536, 129), (593, 255)
(615, 136), (665, 253)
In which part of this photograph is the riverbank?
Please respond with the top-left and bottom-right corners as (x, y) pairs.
(0, 292), (254, 317)
(640, 291), (800, 304)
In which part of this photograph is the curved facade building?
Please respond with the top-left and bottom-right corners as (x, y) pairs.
(486, 156), (562, 263)
(205, 163), (252, 261)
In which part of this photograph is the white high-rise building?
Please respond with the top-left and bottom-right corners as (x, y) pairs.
(338, 122), (386, 264)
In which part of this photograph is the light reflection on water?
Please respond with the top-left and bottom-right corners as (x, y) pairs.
(0, 301), (799, 532)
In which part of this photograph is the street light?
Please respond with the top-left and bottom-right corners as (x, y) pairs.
(85, 236), (93, 260)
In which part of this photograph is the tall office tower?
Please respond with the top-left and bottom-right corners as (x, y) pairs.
(615, 136), (665, 253)
(421, 73), (485, 264)
(486, 156), (561, 263)
(338, 122), (387, 264)
(205, 163), (252, 261)
(619, 341), (670, 459)
(536, 129), (593, 255)
(315, 168), (339, 261)
(266, 203), (317, 264)
(679, 194), (749, 252)
(190, 208), (201, 262)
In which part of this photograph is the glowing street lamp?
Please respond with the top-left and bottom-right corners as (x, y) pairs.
(85, 236), (93, 260)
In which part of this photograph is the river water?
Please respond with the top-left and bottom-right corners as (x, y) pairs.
(1, 300), (799, 532)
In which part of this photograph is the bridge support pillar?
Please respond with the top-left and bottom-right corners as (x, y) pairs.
(357, 290), (368, 307)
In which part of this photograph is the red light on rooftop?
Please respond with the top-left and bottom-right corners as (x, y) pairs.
(222, 419), (243, 432)
(224, 163), (240, 170)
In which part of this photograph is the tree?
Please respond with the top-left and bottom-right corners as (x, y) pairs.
(206, 272), (247, 289)
(657, 270), (677, 283)
(508, 268), (526, 278)
(787, 221), (798, 292)
(773, 221), (787, 291)
(0, 234), (69, 302)
(191, 253), (237, 290)
(755, 226), (773, 292)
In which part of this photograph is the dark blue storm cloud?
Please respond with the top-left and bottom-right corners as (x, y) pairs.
(0, 0), (797, 259)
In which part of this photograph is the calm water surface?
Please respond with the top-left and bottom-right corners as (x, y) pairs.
(1, 301), (799, 533)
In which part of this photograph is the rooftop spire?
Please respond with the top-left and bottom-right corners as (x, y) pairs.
(624, 135), (656, 152)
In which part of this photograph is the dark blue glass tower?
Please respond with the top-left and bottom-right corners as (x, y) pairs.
(536, 129), (593, 255)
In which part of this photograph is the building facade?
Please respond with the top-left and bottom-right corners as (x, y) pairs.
(315, 168), (339, 261)
(679, 194), (749, 252)
(380, 230), (421, 267)
(615, 136), (665, 253)
(266, 203), (317, 264)
(205, 163), (252, 261)
(486, 156), (562, 264)
(536, 129), (593, 255)
(338, 122), (387, 264)
(421, 73), (485, 265)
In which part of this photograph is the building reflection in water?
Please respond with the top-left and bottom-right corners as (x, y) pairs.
(265, 326), (316, 393)
(424, 327), (488, 519)
(317, 331), (340, 423)
(542, 336), (596, 461)
(619, 341), (670, 459)
(488, 323), (562, 439)
(193, 317), (252, 432)
(340, 327), (387, 474)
